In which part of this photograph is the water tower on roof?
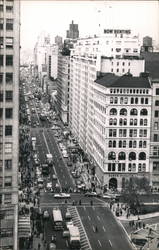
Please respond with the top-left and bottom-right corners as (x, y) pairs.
(141, 36), (153, 52)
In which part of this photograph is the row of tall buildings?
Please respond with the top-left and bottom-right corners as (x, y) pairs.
(33, 24), (159, 192)
(0, 0), (20, 249)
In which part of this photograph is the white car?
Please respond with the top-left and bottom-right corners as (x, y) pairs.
(54, 193), (71, 199)
(46, 182), (52, 190)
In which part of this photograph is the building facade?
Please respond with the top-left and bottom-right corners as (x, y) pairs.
(66, 20), (79, 39)
(93, 74), (151, 189)
(0, 0), (20, 249)
(57, 53), (70, 124)
(69, 30), (151, 189)
(150, 80), (159, 190)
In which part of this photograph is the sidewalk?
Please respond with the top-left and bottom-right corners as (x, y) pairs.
(118, 211), (159, 222)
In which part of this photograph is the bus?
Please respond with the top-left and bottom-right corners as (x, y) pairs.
(52, 208), (63, 230)
(68, 225), (81, 249)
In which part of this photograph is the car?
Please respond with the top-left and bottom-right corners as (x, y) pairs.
(43, 210), (49, 219)
(84, 192), (97, 197)
(46, 182), (52, 190)
(67, 162), (72, 167)
(52, 174), (57, 180)
(48, 242), (56, 250)
(54, 193), (71, 199)
(62, 230), (70, 238)
(66, 221), (74, 228)
(65, 210), (72, 220)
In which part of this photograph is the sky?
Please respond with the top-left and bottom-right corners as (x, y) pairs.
(20, 0), (159, 59)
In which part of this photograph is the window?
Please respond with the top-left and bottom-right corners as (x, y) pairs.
(155, 100), (159, 106)
(140, 119), (143, 126)
(145, 98), (148, 104)
(4, 194), (12, 205)
(6, 37), (13, 49)
(119, 129), (127, 137)
(0, 91), (3, 102)
(135, 98), (138, 104)
(153, 162), (159, 171)
(120, 108), (127, 115)
(154, 122), (159, 130)
(118, 152), (126, 160)
(131, 97), (134, 104)
(129, 129), (137, 137)
(0, 73), (3, 83)
(139, 152), (146, 160)
(140, 109), (148, 116)
(110, 97), (113, 104)
(4, 176), (12, 187)
(0, 36), (3, 48)
(139, 129), (147, 137)
(5, 159), (12, 169)
(154, 134), (159, 142)
(5, 125), (12, 136)
(156, 88), (159, 95)
(129, 152), (136, 160)
(113, 141), (116, 148)
(109, 129), (116, 137)
(6, 91), (13, 101)
(5, 108), (13, 119)
(110, 108), (117, 115)
(155, 111), (159, 117)
(0, 18), (4, 30)
(144, 119), (147, 126)
(6, 19), (13, 30)
(6, 55), (13, 65)
(6, 5), (13, 12)
(120, 97), (124, 104)
(0, 55), (3, 66)
(108, 152), (116, 160)
(0, 108), (3, 118)
(130, 108), (138, 115)
(109, 141), (112, 147)
(114, 97), (118, 104)
(6, 73), (13, 83)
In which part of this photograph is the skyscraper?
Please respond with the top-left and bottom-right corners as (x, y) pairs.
(66, 20), (79, 39)
(0, 0), (20, 249)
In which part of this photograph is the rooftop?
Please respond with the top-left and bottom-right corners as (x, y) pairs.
(95, 73), (151, 88)
(141, 52), (159, 79)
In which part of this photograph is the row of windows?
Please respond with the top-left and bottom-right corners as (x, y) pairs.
(0, 37), (13, 49)
(108, 140), (147, 148)
(110, 88), (149, 95)
(0, 108), (13, 118)
(0, 18), (13, 30)
(0, 4), (13, 12)
(110, 108), (148, 116)
(0, 55), (13, 66)
(109, 118), (148, 126)
(109, 129), (147, 137)
(0, 73), (13, 83)
(0, 176), (12, 187)
(0, 125), (12, 136)
(110, 97), (149, 105)
(108, 151), (146, 160)
(0, 91), (13, 101)
(108, 163), (146, 172)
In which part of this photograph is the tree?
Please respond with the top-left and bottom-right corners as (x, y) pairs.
(122, 177), (150, 215)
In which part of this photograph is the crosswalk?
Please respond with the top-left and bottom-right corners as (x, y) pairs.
(40, 202), (107, 208)
(68, 206), (92, 250)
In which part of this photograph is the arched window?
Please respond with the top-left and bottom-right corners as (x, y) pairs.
(123, 141), (126, 148)
(135, 98), (138, 104)
(131, 97), (134, 104)
(110, 97), (113, 104)
(113, 141), (116, 148)
(140, 109), (148, 116)
(144, 119), (147, 126)
(113, 118), (117, 125)
(109, 118), (113, 125)
(120, 108), (127, 116)
(134, 119), (137, 126)
(114, 97), (118, 104)
(139, 152), (146, 160)
(119, 118), (123, 126)
(108, 152), (116, 160)
(130, 108), (138, 116)
(120, 97), (124, 104)
(129, 152), (136, 160)
(124, 119), (127, 125)
(141, 98), (144, 104)
(129, 141), (133, 148)
(109, 141), (112, 147)
(140, 119), (143, 126)
(119, 141), (122, 148)
(139, 141), (142, 148)
(110, 108), (117, 115)
(118, 152), (126, 160)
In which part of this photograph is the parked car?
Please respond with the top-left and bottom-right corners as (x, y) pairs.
(84, 192), (97, 197)
(54, 193), (71, 199)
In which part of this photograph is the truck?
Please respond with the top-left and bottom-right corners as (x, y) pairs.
(31, 137), (36, 151)
(68, 225), (81, 249)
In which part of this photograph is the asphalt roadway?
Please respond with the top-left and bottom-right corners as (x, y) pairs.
(27, 87), (134, 250)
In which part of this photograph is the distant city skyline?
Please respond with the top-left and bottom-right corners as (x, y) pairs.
(21, 0), (159, 62)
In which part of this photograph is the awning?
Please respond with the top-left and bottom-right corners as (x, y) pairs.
(18, 216), (31, 238)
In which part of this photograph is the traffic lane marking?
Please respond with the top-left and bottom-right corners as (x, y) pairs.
(109, 240), (112, 247)
(98, 240), (102, 247)
(97, 215), (100, 221)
